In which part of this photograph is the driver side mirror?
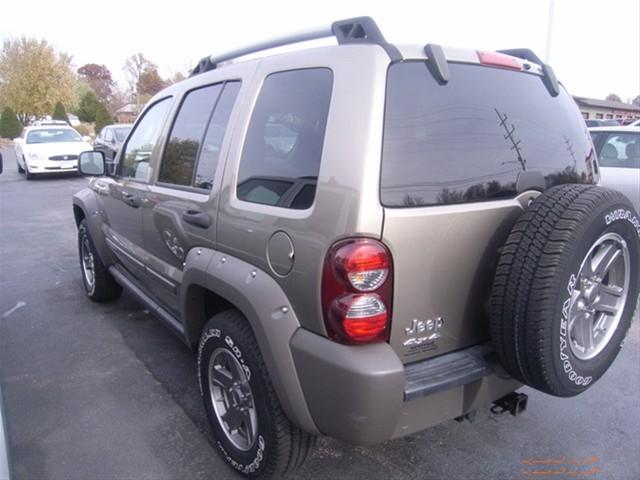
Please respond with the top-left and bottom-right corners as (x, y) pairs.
(78, 151), (106, 176)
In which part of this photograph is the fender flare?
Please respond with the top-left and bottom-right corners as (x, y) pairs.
(181, 247), (319, 434)
(72, 188), (114, 266)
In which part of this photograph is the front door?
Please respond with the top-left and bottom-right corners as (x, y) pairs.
(102, 97), (173, 283)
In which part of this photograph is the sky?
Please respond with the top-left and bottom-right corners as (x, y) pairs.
(1, 0), (639, 102)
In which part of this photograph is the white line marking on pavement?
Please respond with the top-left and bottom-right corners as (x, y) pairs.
(2, 301), (26, 318)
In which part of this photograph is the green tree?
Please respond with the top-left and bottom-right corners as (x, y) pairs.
(76, 90), (101, 123)
(0, 37), (75, 123)
(94, 102), (113, 133)
(52, 101), (69, 123)
(0, 106), (23, 139)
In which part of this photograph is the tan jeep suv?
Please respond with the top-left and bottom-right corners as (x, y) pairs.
(72, 17), (640, 478)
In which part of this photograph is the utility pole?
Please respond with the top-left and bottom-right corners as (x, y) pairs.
(545, 0), (556, 63)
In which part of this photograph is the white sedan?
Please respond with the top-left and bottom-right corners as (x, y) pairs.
(14, 126), (92, 179)
(589, 125), (640, 212)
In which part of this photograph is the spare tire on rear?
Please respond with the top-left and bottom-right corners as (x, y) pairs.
(491, 184), (640, 397)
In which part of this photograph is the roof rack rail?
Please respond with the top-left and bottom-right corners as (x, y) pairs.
(190, 16), (400, 76)
(497, 48), (560, 97)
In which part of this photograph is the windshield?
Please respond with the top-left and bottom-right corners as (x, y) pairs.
(26, 128), (82, 144)
(114, 127), (131, 142)
(381, 62), (595, 207)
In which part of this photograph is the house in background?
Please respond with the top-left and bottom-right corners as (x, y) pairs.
(573, 96), (640, 123)
(115, 104), (143, 124)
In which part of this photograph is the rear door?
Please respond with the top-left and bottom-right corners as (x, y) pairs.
(381, 61), (597, 363)
(142, 81), (242, 315)
(101, 98), (172, 281)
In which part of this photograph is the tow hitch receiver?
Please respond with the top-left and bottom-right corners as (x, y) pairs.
(491, 392), (528, 416)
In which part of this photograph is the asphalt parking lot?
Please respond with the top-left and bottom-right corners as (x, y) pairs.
(0, 146), (639, 480)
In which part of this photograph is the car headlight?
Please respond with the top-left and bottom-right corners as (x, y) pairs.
(28, 153), (39, 161)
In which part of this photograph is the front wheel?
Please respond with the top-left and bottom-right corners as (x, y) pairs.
(24, 158), (36, 179)
(198, 310), (314, 478)
(78, 220), (122, 302)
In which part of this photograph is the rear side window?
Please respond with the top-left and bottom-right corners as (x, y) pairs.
(236, 68), (332, 209)
(159, 82), (240, 189)
(381, 62), (594, 207)
(194, 82), (241, 189)
(159, 84), (224, 186)
(592, 131), (640, 168)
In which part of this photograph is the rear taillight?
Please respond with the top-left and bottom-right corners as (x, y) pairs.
(322, 238), (393, 344)
(477, 51), (522, 70)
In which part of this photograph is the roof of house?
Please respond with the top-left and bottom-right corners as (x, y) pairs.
(573, 96), (640, 112)
(115, 103), (143, 115)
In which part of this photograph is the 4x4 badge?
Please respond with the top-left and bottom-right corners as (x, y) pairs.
(403, 317), (444, 347)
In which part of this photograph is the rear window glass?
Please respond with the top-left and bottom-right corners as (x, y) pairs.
(236, 68), (332, 209)
(381, 62), (595, 207)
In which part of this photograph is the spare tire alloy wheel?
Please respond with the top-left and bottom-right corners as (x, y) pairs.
(568, 232), (630, 361)
(491, 185), (640, 397)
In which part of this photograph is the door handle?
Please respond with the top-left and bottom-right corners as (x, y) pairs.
(121, 191), (141, 208)
(182, 210), (211, 228)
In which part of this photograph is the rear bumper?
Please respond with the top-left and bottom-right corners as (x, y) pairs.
(290, 329), (519, 445)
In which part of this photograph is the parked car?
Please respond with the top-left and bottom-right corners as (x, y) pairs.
(14, 125), (92, 179)
(31, 119), (69, 127)
(590, 125), (640, 211)
(93, 124), (132, 164)
(585, 119), (621, 127)
(72, 17), (640, 478)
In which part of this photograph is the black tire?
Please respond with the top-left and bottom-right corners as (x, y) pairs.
(491, 184), (640, 397)
(198, 310), (314, 478)
(78, 220), (122, 302)
(24, 160), (36, 180)
(17, 161), (24, 174)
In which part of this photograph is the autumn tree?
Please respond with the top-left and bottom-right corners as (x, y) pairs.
(0, 107), (22, 139)
(94, 102), (113, 133)
(167, 71), (186, 85)
(605, 93), (622, 102)
(0, 37), (75, 123)
(137, 67), (166, 97)
(124, 53), (155, 92)
(52, 101), (69, 123)
(76, 90), (101, 122)
(77, 63), (114, 105)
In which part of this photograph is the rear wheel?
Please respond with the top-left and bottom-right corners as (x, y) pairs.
(198, 310), (314, 478)
(491, 185), (640, 397)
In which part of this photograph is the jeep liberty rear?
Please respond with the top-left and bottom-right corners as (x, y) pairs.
(73, 17), (639, 479)
(381, 56), (595, 364)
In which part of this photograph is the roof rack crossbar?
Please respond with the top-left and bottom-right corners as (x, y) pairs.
(191, 16), (397, 76)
